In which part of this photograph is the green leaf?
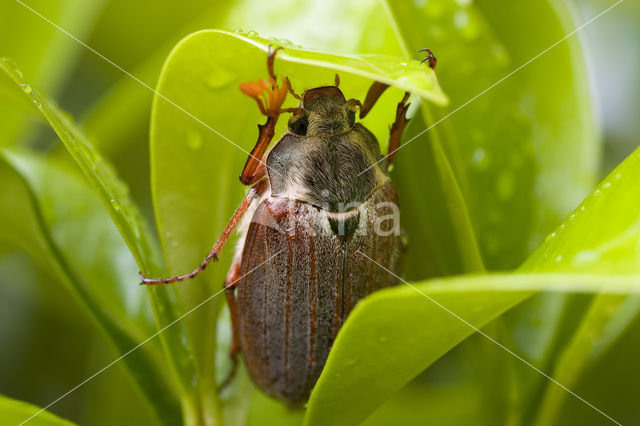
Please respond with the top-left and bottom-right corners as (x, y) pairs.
(83, 0), (407, 160)
(0, 0), (104, 146)
(525, 147), (640, 426)
(82, 0), (401, 213)
(383, 2), (601, 422)
(81, 0), (239, 207)
(523, 149), (640, 274)
(150, 28), (449, 423)
(0, 59), (195, 423)
(303, 274), (639, 426)
(0, 149), (180, 425)
(393, 111), (485, 277)
(305, 145), (640, 426)
(385, 0), (598, 270)
(0, 394), (76, 426)
(0, 58), (162, 275)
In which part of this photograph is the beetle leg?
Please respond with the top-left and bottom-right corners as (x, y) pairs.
(242, 160), (266, 186)
(419, 48), (437, 70)
(238, 47), (292, 185)
(387, 91), (411, 165)
(139, 180), (268, 285)
(285, 77), (301, 100)
(239, 117), (276, 185)
(218, 262), (242, 392)
(358, 81), (390, 119)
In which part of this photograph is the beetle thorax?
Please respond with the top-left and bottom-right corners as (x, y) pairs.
(266, 86), (388, 213)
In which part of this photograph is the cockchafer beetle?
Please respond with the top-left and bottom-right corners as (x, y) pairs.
(141, 47), (437, 405)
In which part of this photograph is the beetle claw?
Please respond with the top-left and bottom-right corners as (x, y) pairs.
(419, 48), (437, 70)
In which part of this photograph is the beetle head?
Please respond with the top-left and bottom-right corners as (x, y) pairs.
(288, 86), (357, 137)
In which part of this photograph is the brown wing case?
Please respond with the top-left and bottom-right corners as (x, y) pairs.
(235, 182), (401, 405)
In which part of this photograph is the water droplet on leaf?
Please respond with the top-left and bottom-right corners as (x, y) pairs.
(572, 250), (600, 265)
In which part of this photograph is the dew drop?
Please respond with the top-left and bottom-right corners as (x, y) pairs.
(603, 181), (611, 189)
(572, 250), (600, 265)
(246, 30), (259, 38)
(110, 198), (121, 211)
(1, 57), (18, 69)
(20, 83), (32, 94)
(555, 255), (563, 263)
(278, 38), (295, 47)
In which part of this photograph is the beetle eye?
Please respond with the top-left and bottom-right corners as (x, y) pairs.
(290, 115), (308, 136)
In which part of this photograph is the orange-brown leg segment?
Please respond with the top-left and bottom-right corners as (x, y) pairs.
(358, 81), (389, 119)
(354, 80), (411, 165)
(387, 91), (411, 165)
(238, 47), (292, 185)
(139, 180), (268, 285)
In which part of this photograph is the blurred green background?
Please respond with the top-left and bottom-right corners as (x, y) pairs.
(0, 0), (638, 425)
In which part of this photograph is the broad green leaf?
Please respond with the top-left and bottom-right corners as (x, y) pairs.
(385, 0), (598, 270)
(0, 58), (162, 275)
(0, 149), (152, 331)
(393, 112), (485, 277)
(84, 0), (406, 161)
(80, 1), (238, 214)
(0, 149), (180, 425)
(0, 0), (104, 146)
(0, 394), (76, 426)
(383, 1), (600, 420)
(0, 60), (195, 423)
(246, 390), (305, 426)
(523, 149), (640, 274)
(514, 145), (640, 424)
(525, 147), (640, 426)
(303, 274), (639, 426)
(305, 146), (640, 426)
(89, 0), (480, 284)
(150, 28), (448, 423)
(362, 376), (490, 426)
